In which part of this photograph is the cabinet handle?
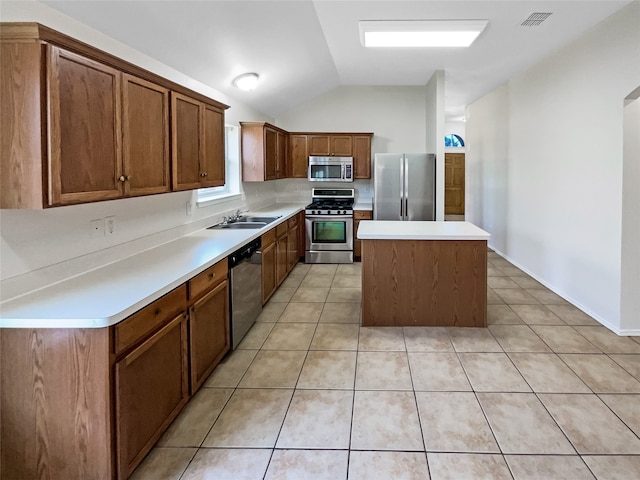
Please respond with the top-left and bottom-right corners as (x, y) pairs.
(119, 175), (126, 182)
(200, 172), (208, 177)
(154, 308), (161, 316)
(208, 273), (215, 279)
(126, 175), (132, 181)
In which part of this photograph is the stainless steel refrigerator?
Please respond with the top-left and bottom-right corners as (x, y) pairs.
(373, 153), (436, 221)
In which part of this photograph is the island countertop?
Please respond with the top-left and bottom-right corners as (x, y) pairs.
(357, 220), (490, 241)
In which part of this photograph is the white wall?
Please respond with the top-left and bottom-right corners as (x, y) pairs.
(465, 86), (509, 252)
(621, 90), (640, 332)
(276, 85), (428, 153)
(0, 1), (276, 299)
(466, 1), (640, 334)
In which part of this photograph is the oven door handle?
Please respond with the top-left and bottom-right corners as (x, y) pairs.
(306, 215), (354, 220)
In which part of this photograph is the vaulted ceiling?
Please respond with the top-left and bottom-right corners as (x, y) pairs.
(41, 0), (631, 120)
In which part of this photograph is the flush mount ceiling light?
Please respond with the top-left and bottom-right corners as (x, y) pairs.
(233, 72), (259, 91)
(359, 20), (489, 48)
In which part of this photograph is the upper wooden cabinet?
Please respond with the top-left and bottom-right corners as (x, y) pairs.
(122, 74), (171, 196)
(171, 93), (225, 191)
(289, 132), (373, 179)
(308, 134), (353, 156)
(0, 23), (228, 208)
(353, 135), (372, 179)
(289, 135), (308, 178)
(240, 122), (288, 181)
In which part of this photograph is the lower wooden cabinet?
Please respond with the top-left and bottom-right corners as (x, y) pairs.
(287, 216), (299, 272)
(114, 313), (189, 480)
(276, 222), (289, 286)
(262, 214), (304, 304)
(188, 278), (230, 393)
(354, 210), (373, 260)
(262, 228), (277, 303)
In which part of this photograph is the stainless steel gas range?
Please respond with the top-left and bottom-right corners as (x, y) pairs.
(305, 188), (355, 264)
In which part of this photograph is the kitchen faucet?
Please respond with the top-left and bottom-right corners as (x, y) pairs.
(225, 209), (248, 223)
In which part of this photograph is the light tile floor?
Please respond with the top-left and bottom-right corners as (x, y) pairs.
(132, 252), (640, 480)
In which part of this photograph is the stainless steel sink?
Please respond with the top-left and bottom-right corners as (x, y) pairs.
(236, 216), (281, 224)
(208, 222), (267, 230)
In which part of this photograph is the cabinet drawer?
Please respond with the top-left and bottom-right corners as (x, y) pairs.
(276, 222), (288, 238)
(262, 227), (276, 247)
(288, 215), (299, 229)
(114, 284), (187, 355)
(189, 258), (228, 301)
(354, 210), (373, 220)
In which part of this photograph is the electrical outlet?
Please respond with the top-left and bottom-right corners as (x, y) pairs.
(186, 201), (193, 216)
(105, 216), (116, 236)
(90, 219), (104, 238)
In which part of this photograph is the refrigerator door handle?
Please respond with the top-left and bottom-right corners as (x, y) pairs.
(399, 157), (405, 218)
(403, 156), (410, 221)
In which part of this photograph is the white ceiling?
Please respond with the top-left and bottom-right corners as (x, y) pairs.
(41, 0), (631, 121)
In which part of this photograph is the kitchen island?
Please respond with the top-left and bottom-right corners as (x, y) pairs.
(357, 221), (490, 327)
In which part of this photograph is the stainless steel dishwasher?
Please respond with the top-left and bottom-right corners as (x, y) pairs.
(228, 237), (262, 349)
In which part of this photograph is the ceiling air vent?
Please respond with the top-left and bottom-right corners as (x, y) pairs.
(521, 12), (552, 27)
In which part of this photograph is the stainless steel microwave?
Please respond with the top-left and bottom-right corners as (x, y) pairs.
(308, 156), (354, 182)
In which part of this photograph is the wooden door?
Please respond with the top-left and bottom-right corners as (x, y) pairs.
(353, 135), (371, 179)
(115, 313), (189, 480)
(171, 92), (202, 190)
(331, 135), (353, 156)
(276, 130), (288, 179)
(445, 153), (465, 215)
(264, 127), (278, 180)
(189, 280), (230, 393)
(202, 104), (225, 187)
(48, 46), (122, 205)
(122, 74), (170, 196)
(289, 135), (308, 178)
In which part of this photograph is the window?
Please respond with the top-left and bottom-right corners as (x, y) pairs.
(197, 125), (242, 205)
(445, 134), (465, 147)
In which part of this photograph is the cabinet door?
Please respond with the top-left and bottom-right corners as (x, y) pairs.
(202, 104), (225, 187)
(115, 313), (188, 480)
(189, 280), (230, 393)
(297, 211), (306, 258)
(48, 46), (122, 205)
(353, 135), (372, 179)
(331, 135), (353, 156)
(308, 135), (330, 155)
(264, 127), (278, 180)
(287, 225), (298, 272)
(262, 241), (277, 304)
(354, 210), (372, 260)
(276, 234), (288, 286)
(276, 130), (288, 179)
(289, 135), (308, 178)
(122, 74), (170, 196)
(171, 92), (202, 191)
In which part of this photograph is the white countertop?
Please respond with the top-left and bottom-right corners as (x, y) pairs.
(357, 221), (491, 241)
(353, 200), (372, 211)
(0, 204), (304, 329)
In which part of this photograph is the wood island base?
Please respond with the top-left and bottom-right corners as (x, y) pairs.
(361, 239), (487, 327)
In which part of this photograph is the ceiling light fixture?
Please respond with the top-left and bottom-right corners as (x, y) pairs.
(233, 72), (260, 91)
(359, 20), (489, 48)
